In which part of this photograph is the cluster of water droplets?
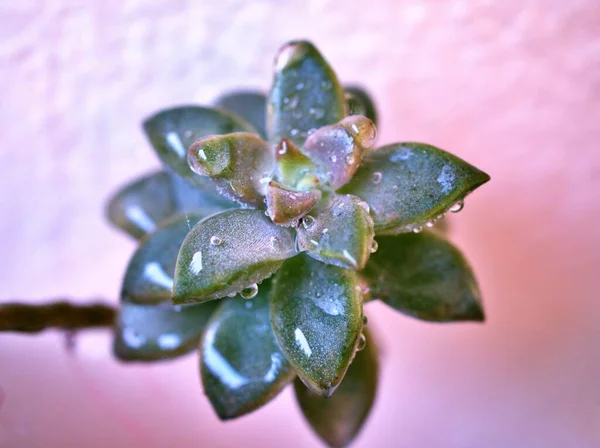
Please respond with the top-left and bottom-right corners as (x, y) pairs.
(409, 199), (465, 233)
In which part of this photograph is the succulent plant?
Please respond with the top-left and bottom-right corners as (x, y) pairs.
(107, 40), (490, 447)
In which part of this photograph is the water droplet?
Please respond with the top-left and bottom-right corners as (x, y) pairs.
(307, 128), (317, 136)
(412, 226), (423, 233)
(325, 171), (334, 183)
(278, 140), (288, 154)
(295, 82), (304, 90)
(392, 185), (399, 192)
(330, 154), (338, 163)
(425, 221), (435, 228)
(449, 200), (464, 213)
(351, 123), (359, 134)
(290, 128), (299, 136)
(308, 107), (325, 119)
(322, 228), (329, 234)
(345, 154), (355, 165)
(363, 315), (368, 325)
(371, 171), (383, 184)
(370, 239), (379, 253)
(227, 292), (237, 298)
(270, 236), (280, 250)
(320, 80), (332, 90)
(123, 328), (146, 349)
(210, 235), (223, 246)
(240, 284), (259, 299)
(302, 215), (315, 229)
(356, 333), (367, 352)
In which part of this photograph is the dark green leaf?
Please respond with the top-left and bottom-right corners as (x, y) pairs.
(200, 282), (295, 420)
(364, 232), (484, 322)
(121, 214), (203, 305)
(297, 194), (375, 270)
(295, 327), (378, 448)
(344, 86), (378, 125)
(173, 209), (296, 304)
(270, 255), (364, 397)
(106, 171), (177, 240)
(303, 116), (377, 190)
(340, 142), (490, 234)
(214, 91), (267, 138)
(143, 106), (257, 184)
(113, 301), (218, 362)
(266, 180), (321, 226)
(187, 132), (275, 207)
(267, 41), (346, 147)
(170, 173), (237, 214)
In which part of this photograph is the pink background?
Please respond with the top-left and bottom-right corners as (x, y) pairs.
(1, 1), (599, 447)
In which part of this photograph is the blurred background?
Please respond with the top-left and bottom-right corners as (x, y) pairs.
(1, 0), (599, 447)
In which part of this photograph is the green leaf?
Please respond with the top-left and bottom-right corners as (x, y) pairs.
(275, 138), (318, 190)
(265, 180), (321, 226)
(296, 194), (375, 270)
(200, 282), (295, 420)
(169, 174), (237, 213)
(363, 232), (484, 322)
(113, 301), (218, 362)
(303, 115), (377, 190)
(143, 106), (257, 183)
(267, 41), (346, 147)
(121, 214), (204, 305)
(294, 327), (378, 448)
(344, 86), (378, 125)
(339, 142), (490, 234)
(106, 171), (178, 240)
(214, 91), (267, 138)
(187, 132), (275, 207)
(173, 209), (296, 304)
(270, 255), (364, 397)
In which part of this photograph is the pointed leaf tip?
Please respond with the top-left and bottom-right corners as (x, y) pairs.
(364, 232), (485, 322)
(303, 116), (377, 190)
(268, 41), (346, 146)
(297, 194), (375, 270)
(270, 255), (364, 396)
(173, 209), (296, 303)
(266, 181), (321, 226)
(340, 142), (490, 234)
(143, 106), (257, 184)
(187, 133), (275, 207)
(295, 328), (379, 448)
(200, 283), (295, 420)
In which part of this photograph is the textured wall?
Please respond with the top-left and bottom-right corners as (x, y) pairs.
(1, 0), (599, 447)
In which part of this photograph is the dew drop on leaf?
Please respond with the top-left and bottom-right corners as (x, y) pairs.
(449, 200), (464, 213)
(302, 215), (316, 229)
(371, 172), (382, 185)
(425, 221), (435, 228)
(363, 315), (368, 325)
(345, 154), (355, 165)
(412, 226), (423, 234)
(210, 236), (223, 246)
(370, 240), (379, 253)
(356, 333), (367, 352)
(240, 283), (259, 299)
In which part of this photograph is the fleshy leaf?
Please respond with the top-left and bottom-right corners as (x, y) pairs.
(214, 91), (267, 138)
(266, 180), (321, 226)
(106, 171), (178, 240)
(113, 301), (218, 362)
(339, 142), (490, 234)
(303, 116), (377, 190)
(275, 138), (318, 190)
(173, 209), (296, 303)
(187, 132), (275, 207)
(363, 232), (484, 322)
(294, 327), (378, 448)
(267, 41), (346, 147)
(296, 194), (375, 270)
(143, 106), (257, 183)
(270, 255), (364, 397)
(169, 174), (237, 213)
(200, 282), (295, 420)
(121, 214), (203, 305)
(344, 86), (378, 125)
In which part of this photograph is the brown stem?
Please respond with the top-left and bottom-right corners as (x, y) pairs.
(0, 301), (116, 333)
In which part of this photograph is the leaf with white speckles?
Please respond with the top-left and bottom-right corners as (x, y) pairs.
(339, 142), (490, 234)
(294, 327), (378, 448)
(113, 301), (218, 362)
(200, 282), (295, 420)
(173, 209), (296, 303)
(296, 194), (374, 270)
(267, 41), (346, 147)
(363, 232), (484, 322)
(270, 255), (363, 397)
(266, 180), (321, 226)
(187, 133), (275, 207)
